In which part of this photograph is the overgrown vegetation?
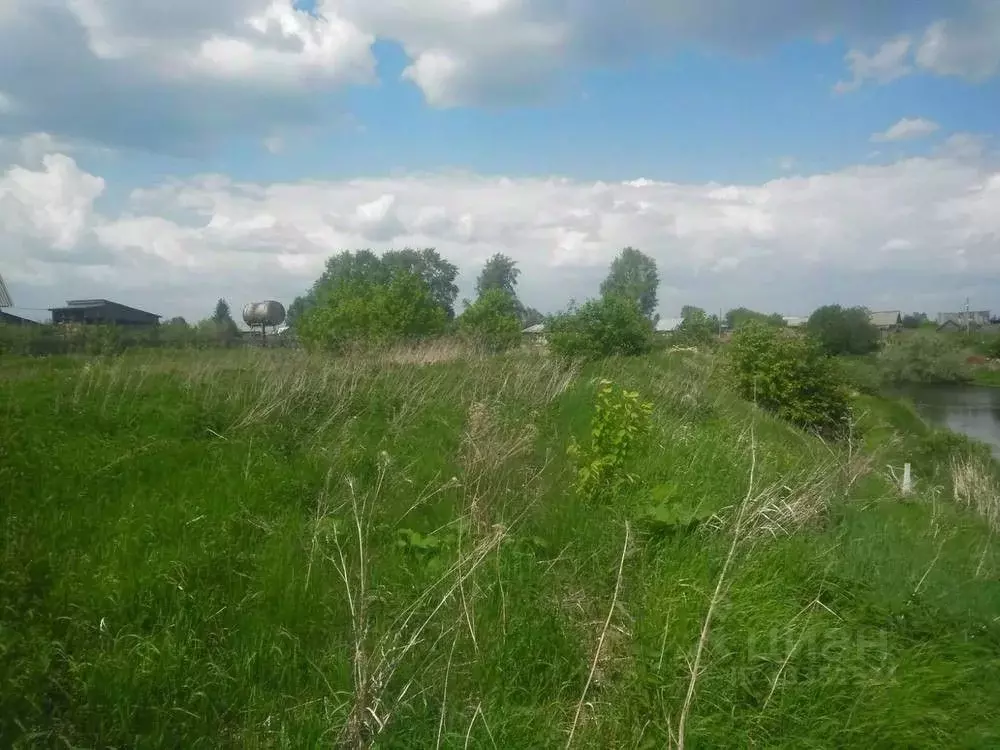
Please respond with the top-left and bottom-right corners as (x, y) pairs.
(879, 331), (973, 385)
(807, 305), (881, 356)
(456, 288), (523, 352)
(568, 379), (653, 503)
(547, 295), (654, 359)
(3, 343), (1000, 748)
(297, 270), (448, 351)
(729, 321), (850, 435)
(672, 306), (723, 347)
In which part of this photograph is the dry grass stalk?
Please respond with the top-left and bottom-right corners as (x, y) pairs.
(675, 424), (757, 750)
(951, 456), (1000, 532)
(565, 522), (631, 750)
(313, 451), (531, 748)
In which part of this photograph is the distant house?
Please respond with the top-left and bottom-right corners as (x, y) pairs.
(783, 316), (808, 328)
(869, 310), (902, 334)
(655, 317), (685, 334)
(0, 310), (38, 326)
(937, 319), (964, 333)
(936, 310), (991, 330)
(50, 299), (161, 326)
(522, 323), (547, 345)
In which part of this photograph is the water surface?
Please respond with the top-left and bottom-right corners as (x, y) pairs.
(893, 383), (1000, 459)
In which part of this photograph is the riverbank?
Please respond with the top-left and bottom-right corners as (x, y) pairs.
(3, 349), (1000, 747)
(974, 369), (1000, 387)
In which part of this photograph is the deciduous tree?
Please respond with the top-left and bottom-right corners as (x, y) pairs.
(807, 305), (880, 356)
(600, 247), (659, 320)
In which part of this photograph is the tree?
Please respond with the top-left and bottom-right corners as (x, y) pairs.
(675, 306), (720, 346)
(382, 248), (459, 318)
(205, 298), (239, 346)
(901, 312), (928, 329)
(725, 307), (785, 330)
(600, 247), (659, 320)
(288, 248), (459, 323)
(547, 295), (654, 359)
(296, 271), (446, 351)
(457, 289), (522, 352)
(729, 322), (850, 436)
(212, 299), (236, 326)
(807, 305), (880, 356)
(475, 254), (520, 299)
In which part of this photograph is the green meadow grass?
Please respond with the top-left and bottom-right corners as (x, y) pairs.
(2, 347), (1000, 748)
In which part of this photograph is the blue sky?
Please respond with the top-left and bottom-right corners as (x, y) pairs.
(1, 0), (998, 323)
(90, 36), (999, 187)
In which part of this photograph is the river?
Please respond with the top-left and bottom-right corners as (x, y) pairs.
(893, 383), (1000, 460)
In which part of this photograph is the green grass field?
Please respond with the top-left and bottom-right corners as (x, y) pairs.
(2, 347), (1000, 748)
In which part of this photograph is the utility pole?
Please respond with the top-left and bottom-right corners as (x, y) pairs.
(965, 296), (971, 334)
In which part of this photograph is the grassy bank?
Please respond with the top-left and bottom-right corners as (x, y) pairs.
(2, 348), (1000, 748)
(973, 370), (1000, 388)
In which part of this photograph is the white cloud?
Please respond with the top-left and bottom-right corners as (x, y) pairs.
(2, 137), (999, 322)
(936, 132), (991, 161)
(834, 36), (912, 93)
(0, 0), (993, 149)
(0, 0), (376, 152)
(916, 0), (1000, 80)
(837, 1), (1000, 92)
(263, 136), (285, 154)
(871, 117), (940, 143)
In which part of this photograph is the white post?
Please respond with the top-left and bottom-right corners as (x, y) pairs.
(901, 463), (913, 496)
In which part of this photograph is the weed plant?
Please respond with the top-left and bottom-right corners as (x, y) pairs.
(2, 346), (1000, 748)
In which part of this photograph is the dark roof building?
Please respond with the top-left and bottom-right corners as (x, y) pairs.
(0, 310), (39, 325)
(50, 299), (161, 326)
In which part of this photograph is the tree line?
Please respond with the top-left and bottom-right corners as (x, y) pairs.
(280, 244), (915, 360)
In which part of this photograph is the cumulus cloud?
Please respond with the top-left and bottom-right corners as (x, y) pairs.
(3, 136), (999, 322)
(0, 0), (994, 149)
(837, 0), (1000, 92)
(834, 36), (913, 93)
(871, 117), (940, 143)
(916, 9), (1000, 80)
(0, 0), (375, 152)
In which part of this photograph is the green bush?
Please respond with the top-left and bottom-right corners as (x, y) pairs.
(877, 333), (971, 384)
(836, 355), (883, 394)
(807, 305), (881, 356)
(568, 379), (653, 502)
(547, 295), (653, 359)
(0, 321), (255, 356)
(672, 308), (720, 347)
(297, 271), (447, 351)
(456, 289), (523, 352)
(729, 322), (851, 435)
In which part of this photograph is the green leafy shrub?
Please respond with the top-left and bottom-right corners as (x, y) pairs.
(297, 270), (447, 351)
(456, 288), (523, 352)
(836, 356), (883, 394)
(878, 333), (971, 384)
(729, 322), (850, 436)
(568, 379), (653, 502)
(807, 305), (881, 356)
(725, 307), (786, 330)
(547, 295), (653, 359)
(671, 308), (720, 347)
